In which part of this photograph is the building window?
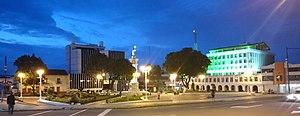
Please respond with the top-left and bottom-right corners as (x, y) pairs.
(239, 77), (243, 82)
(254, 77), (258, 81)
(230, 77), (233, 82)
(226, 78), (229, 82)
(222, 78), (224, 82)
(217, 78), (220, 82)
(234, 77), (238, 82)
(57, 78), (62, 84)
(244, 77), (248, 82)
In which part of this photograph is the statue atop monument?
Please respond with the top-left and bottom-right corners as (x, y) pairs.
(132, 45), (136, 58)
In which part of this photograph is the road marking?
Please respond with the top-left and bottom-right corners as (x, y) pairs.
(97, 109), (112, 116)
(291, 110), (300, 114)
(69, 109), (87, 116)
(28, 110), (52, 116)
(230, 104), (263, 109)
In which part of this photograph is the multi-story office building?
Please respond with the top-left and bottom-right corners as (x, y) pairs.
(66, 40), (105, 74)
(66, 39), (125, 92)
(262, 62), (300, 93)
(207, 42), (274, 76)
(194, 42), (275, 93)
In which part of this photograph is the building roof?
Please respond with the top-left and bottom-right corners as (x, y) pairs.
(47, 69), (68, 75)
(209, 42), (271, 52)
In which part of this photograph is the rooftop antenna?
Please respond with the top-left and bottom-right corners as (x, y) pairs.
(193, 29), (198, 51)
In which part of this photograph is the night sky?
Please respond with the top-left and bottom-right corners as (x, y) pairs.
(1, 0), (300, 75)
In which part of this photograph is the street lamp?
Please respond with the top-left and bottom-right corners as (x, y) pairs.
(18, 73), (25, 98)
(140, 65), (151, 100)
(170, 73), (177, 90)
(37, 69), (44, 101)
(97, 73), (104, 89)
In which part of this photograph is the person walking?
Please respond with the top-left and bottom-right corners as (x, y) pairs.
(157, 91), (161, 100)
(211, 89), (215, 100)
(7, 92), (15, 114)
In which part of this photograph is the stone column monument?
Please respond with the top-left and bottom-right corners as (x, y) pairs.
(128, 46), (141, 95)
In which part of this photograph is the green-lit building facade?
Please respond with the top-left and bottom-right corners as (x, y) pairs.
(206, 42), (275, 76)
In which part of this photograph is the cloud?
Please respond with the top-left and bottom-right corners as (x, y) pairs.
(0, 0), (81, 44)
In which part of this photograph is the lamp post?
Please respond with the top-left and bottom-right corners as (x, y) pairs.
(140, 65), (151, 100)
(170, 73), (177, 90)
(97, 73), (104, 89)
(37, 69), (44, 101)
(18, 73), (25, 98)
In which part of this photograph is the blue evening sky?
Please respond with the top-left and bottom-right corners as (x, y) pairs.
(0, 0), (300, 75)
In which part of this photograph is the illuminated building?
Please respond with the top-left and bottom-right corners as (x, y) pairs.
(207, 42), (274, 76)
(194, 42), (275, 93)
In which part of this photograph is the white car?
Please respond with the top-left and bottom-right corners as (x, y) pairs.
(287, 91), (300, 101)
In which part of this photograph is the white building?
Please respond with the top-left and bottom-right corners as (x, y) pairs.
(44, 69), (70, 93)
(194, 42), (275, 93)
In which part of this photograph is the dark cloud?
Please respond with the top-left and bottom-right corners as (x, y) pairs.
(0, 0), (80, 41)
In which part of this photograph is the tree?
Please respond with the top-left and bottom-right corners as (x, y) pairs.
(163, 48), (210, 89)
(14, 54), (47, 94)
(85, 53), (135, 91)
(85, 53), (110, 77)
(149, 65), (165, 91)
(108, 59), (135, 91)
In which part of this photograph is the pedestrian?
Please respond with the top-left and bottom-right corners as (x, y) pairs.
(211, 89), (215, 99)
(157, 92), (160, 100)
(7, 92), (15, 114)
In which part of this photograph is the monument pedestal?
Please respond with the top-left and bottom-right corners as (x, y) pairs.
(128, 82), (141, 96)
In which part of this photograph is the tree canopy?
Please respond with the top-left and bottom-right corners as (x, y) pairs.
(85, 53), (135, 90)
(14, 54), (47, 93)
(163, 48), (210, 88)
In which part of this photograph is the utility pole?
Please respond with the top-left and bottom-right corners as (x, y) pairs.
(4, 56), (7, 84)
(286, 47), (290, 94)
(286, 47), (300, 94)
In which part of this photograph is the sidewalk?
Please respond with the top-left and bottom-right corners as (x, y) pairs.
(0, 92), (285, 111)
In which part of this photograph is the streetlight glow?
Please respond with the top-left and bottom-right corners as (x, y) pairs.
(97, 74), (103, 80)
(36, 69), (44, 101)
(169, 73), (177, 90)
(18, 72), (25, 98)
(140, 65), (151, 100)
(37, 69), (44, 76)
(198, 75), (205, 80)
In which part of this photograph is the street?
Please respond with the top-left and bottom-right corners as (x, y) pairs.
(1, 96), (300, 116)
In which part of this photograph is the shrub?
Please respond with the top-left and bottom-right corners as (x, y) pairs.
(70, 94), (79, 103)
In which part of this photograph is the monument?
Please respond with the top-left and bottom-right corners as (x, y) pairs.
(128, 46), (141, 95)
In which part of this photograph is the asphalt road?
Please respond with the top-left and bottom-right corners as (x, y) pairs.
(1, 96), (300, 116)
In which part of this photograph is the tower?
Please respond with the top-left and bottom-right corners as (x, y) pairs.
(193, 29), (198, 51)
